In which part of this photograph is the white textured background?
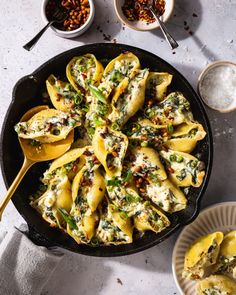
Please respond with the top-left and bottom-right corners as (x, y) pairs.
(0, 0), (236, 294)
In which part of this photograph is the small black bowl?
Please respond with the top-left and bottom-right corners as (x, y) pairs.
(0, 43), (213, 257)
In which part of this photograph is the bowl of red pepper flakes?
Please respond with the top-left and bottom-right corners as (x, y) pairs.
(114, 0), (174, 31)
(41, 0), (95, 38)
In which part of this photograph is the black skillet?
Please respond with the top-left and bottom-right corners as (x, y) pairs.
(0, 43), (213, 256)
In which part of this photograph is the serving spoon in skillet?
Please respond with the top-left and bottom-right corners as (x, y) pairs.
(0, 105), (74, 220)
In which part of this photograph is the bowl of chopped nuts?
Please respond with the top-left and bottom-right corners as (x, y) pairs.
(41, 0), (95, 38)
(114, 0), (174, 31)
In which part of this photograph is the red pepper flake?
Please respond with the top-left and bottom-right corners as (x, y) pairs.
(168, 167), (175, 173)
(122, 0), (165, 23)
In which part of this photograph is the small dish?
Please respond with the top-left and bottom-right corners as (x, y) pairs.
(114, 0), (174, 31)
(172, 202), (236, 295)
(41, 0), (95, 38)
(198, 61), (236, 113)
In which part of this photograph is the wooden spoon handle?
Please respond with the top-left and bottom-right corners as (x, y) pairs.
(0, 157), (35, 220)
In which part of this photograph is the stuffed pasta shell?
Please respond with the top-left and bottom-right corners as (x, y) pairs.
(134, 201), (170, 233)
(109, 69), (149, 127)
(214, 231), (236, 278)
(66, 53), (104, 97)
(98, 52), (140, 99)
(46, 75), (87, 112)
(196, 275), (236, 295)
(15, 109), (81, 143)
(125, 118), (167, 149)
(96, 202), (133, 245)
(164, 122), (206, 153)
(145, 92), (193, 126)
(92, 126), (128, 176)
(31, 170), (72, 229)
(160, 149), (205, 187)
(143, 179), (187, 213)
(106, 177), (143, 217)
(146, 72), (173, 101)
(67, 165), (105, 244)
(130, 147), (167, 181)
(182, 232), (224, 280)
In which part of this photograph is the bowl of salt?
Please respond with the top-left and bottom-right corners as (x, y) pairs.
(198, 61), (236, 112)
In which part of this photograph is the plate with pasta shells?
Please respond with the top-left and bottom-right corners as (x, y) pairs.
(172, 202), (236, 295)
(0, 43), (213, 256)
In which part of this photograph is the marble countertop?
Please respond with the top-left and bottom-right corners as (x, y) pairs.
(0, 0), (236, 294)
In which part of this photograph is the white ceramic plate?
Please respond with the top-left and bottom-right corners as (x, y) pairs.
(172, 202), (236, 295)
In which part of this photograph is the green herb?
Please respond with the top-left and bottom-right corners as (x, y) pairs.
(52, 128), (60, 135)
(176, 169), (187, 181)
(176, 155), (184, 163)
(90, 236), (101, 247)
(119, 211), (128, 220)
(170, 154), (177, 162)
(149, 173), (161, 185)
(144, 108), (155, 118)
(74, 92), (83, 105)
(189, 159), (198, 168)
(123, 170), (132, 182)
(29, 139), (41, 147)
(82, 103), (90, 112)
(107, 177), (121, 187)
(124, 194), (141, 204)
(141, 141), (148, 147)
(111, 122), (120, 131)
(88, 85), (107, 103)
(97, 102), (109, 116)
(88, 127), (95, 136)
(58, 208), (78, 230)
(167, 124), (174, 134)
(110, 70), (122, 84)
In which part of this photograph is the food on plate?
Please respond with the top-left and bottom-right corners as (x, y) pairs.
(46, 0), (91, 31)
(122, 0), (165, 23)
(214, 231), (236, 278)
(196, 275), (236, 295)
(15, 52), (206, 246)
(14, 108), (81, 143)
(182, 232), (224, 280)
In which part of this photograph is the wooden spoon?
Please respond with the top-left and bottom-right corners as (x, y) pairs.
(0, 105), (74, 220)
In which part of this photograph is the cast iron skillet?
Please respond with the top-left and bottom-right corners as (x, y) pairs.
(0, 43), (213, 256)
